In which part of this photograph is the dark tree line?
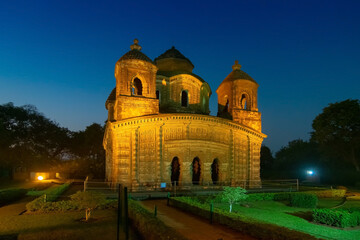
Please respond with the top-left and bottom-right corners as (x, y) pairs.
(261, 99), (360, 185)
(0, 102), (105, 179)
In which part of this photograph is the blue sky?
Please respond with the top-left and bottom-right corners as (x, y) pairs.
(0, 0), (359, 153)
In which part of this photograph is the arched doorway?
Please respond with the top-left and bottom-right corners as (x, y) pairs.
(181, 90), (188, 107)
(171, 157), (180, 185)
(241, 94), (247, 110)
(223, 99), (229, 112)
(192, 157), (201, 185)
(211, 159), (219, 185)
(133, 78), (143, 95)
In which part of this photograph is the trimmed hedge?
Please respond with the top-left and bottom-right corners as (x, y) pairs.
(313, 208), (360, 228)
(170, 197), (318, 240)
(0, 188), (27, 206)
(26, 183), (71, 211)
(290, 193), (318, 208)
(246, 192), (318, 208)
(128, 200), (188, 240)
(26, 191), (116, 212)
(245, 189), (345, 203)
(246, 193), (293, 202)
(306, 189), (346, 198)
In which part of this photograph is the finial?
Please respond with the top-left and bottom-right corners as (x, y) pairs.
(232, 60), (242, 70)
(130, 39), (142, 51)
(171, 46), (175, 49)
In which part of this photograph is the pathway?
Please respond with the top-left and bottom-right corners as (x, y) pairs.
(0, 196), (34, 216)
(140, 199), (257, 240)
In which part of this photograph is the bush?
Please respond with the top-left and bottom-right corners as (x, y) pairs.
(0, 188), (27, 206)
(246, 193), (276, 201)
(46, 183), (71, 202)
(129, 199), (188, 240)
(290, 193), (318, 208)
(171, 197), (318, 240)
(26, 183), (71, 211)
(306, 189), (346, 198)
(26, 189), (116, 213)
(313, 208), (360, 228)
(246, 192), (293, 202)
(336, 186), (348, 191)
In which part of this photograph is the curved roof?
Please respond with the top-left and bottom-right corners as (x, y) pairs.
(155, 46), (194, 68)
(117, 39), (154, 64)
(222, 70), (256, 83)
(221, 61), (257, 85)
(118, 49), (154, 64)
(157, 70), (205, 83)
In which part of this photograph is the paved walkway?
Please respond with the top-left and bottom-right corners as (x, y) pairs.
(141, 199), (257, 240)
(0, 196), (34, 216)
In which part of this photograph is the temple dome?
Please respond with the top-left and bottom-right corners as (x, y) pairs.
(117, 39), (154, 64)
(155, 46), (194, 72)
(221, 60), (257, 85)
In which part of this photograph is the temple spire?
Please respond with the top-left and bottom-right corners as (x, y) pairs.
(232, 60), (242, 71)
(130, 39), (142, 51)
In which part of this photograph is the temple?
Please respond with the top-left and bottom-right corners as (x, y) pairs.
(103, 39), (266, 189)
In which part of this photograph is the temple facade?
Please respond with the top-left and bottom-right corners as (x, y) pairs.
(103, 39), (266, 188)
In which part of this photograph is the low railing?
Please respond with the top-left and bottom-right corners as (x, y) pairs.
(83, 179), (299, 194)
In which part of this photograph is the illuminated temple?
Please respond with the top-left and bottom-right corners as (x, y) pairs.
(103, 39), (266, 188)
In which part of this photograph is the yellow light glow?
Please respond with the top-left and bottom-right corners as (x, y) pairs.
(37, 176), (44, 181)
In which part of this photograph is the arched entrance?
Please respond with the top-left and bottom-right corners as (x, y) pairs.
(132, 78), (143, 95)
(211, 159), (219, 185)
(181, 90), (188, 107)
(192, 157), (201, 185)
(171, 157), (180, 185)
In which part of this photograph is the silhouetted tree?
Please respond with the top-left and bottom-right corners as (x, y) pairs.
(274, 139), (320, 180)
(260, 146), (274, 178)
(0, 103), (71, 171)
(311, 99), (360, 172)
(69, 123), (105, 178)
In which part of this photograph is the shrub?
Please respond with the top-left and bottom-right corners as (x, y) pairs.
(274, 193), (292, 201)
(336, 186), (348, 191)
(171, 197), (318, 240)
(246, 192), (292, 202)
(246, 193), (276, 201)
(0, 188), (27, 206)
(46, 183), (71, 202)
(290, 193), (318, 208)
(129, 199), (188, 240)
(26, 183), (71, 212)
(306, 189), (346, 198)
(313, 208), (360, 228)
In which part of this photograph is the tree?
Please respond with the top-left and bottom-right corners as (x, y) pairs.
(69, 123), (105, 178)
(218, 187), (247, 212)
(274, 139), (321, 179)
(311, 99), (360, 172)
(260, 146), (274, 178)
(0, 103), (71, 171)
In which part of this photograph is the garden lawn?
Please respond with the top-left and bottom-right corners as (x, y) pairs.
(0, 209), (139, 240)
(317, 198), (344, 208)
(215, 200), (360, 240)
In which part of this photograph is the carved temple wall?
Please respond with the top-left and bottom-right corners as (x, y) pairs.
(104, 113), (265, 188)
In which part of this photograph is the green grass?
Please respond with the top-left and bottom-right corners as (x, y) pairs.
(317, 198), (344, 208)
(341, 199), (360, 209)
(0, 181), (50, 192)
(0, 210), (139, 240)
(214, 200), (360, 240)
(27, 185), (60, 197)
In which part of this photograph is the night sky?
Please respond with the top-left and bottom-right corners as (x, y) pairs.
(1, 0), (359, 153)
